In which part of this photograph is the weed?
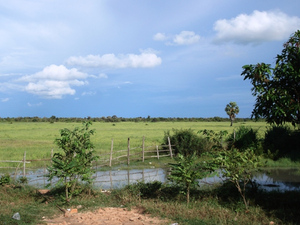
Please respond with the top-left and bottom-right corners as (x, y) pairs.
(0, 174), (11, 185)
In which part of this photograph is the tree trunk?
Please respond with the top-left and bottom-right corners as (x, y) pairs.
(186, 184), (190, 205)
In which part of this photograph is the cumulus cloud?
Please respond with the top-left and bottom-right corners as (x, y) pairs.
(153, 32), (168, 41)
(66, 51), (162, 68)
(213, 10), (300, 44)
(19, 65), (88, 99)
(154, 31), (200, 45)
(173, 31), (200, 45)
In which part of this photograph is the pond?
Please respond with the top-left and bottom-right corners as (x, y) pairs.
(3, 167), (300, 192)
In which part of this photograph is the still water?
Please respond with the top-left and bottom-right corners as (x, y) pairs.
(13, 167), (300, 191)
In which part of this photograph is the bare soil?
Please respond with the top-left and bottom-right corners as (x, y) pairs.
(42, 207), (172, 225)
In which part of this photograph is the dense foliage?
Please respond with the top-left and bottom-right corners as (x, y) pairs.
(241, 30), (300, 128)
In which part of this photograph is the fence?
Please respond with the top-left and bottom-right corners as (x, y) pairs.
(25, 168), (168, 189)
(0, 137), (174, 179)
(97, 136), (173, 167)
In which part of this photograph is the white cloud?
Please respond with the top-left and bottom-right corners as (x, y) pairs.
(214, 10), (300, 44)
(82, 91), (96, 96)
(19, 65), (88, 99)
(98, 73), (108, 79)
(66, 52), (162, 68)
(27, 102), (42, 107)
(173, 31), (200, 45)
(89, 73), (108, 79)
(20, 64), (88, 82)
(154, 31), (200, 45)
(1, 98), (9, 102)
(153, 33), (168, 41)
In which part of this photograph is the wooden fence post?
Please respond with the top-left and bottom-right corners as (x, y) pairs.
(142, 136), (145, 162)
(23, 151), (26, 176)
(168, 137), (173, 158)
(110, 139), (114, 167)
(127, 138), (130, 165)
(156, 145), (159, 159)
(50, 149), (53, 185)
(127, 170), (130, 185)
(109, 170), (113, 189)
(234, 129), (236, 141)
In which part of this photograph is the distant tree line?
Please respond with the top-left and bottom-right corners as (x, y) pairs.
(0, 115), (262, 123)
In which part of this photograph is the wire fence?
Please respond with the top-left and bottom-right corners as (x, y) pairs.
(0, 137), (175, 188)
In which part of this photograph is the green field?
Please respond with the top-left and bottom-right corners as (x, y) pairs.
(0, 121), (268, 163)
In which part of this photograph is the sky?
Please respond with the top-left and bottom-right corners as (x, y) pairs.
(0, 0), (300, 119)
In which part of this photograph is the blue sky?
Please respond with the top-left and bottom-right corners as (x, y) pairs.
(0, 0), (300, 118)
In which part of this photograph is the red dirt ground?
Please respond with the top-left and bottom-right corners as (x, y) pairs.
(42, 207), (173, 225)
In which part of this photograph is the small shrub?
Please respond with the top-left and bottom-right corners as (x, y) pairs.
(137, 181), (162, 199)
(17, 176), (28, 185)
(198, 129), (228, 151)
(168, 153), (202, 204)
(111, 183), (142, 205)
(227, 126), (259, 152)
(46, 121), (98, 202)
(263, 125), (293, 159)
(0, 174), (11, 186)
(163, 129), (205, 156)
(212, 148), (262, 210)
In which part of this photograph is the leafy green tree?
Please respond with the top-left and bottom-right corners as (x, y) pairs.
(168, 153), (208, 204)
(47, 121), (98, 202)
(225, 102), (239, 126)
(241, 30), (300, 128)
(213, 149), (261, 210)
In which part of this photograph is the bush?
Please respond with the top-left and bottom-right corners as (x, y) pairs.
(163, 129), (206, 156)
(0, 174), (11, 186)
(137, 181), (162, 199)
(227, 126), (259, 152)
(263, 125), (300, 159)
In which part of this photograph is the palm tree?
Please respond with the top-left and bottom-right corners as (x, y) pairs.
(225, 102), (239, 126)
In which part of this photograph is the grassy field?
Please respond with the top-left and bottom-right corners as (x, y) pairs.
(1, 121), (300, 224)
(0, 121), (269, 167)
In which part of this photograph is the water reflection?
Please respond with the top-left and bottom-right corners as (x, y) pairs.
(93, 169), (167, 189)
(253, 168), (300, 191)
(2, 168), (300, 191)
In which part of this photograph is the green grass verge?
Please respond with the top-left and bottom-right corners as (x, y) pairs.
(1, 180), (300, 225)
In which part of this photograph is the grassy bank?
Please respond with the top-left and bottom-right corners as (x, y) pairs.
(1, 179), (300, 224)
